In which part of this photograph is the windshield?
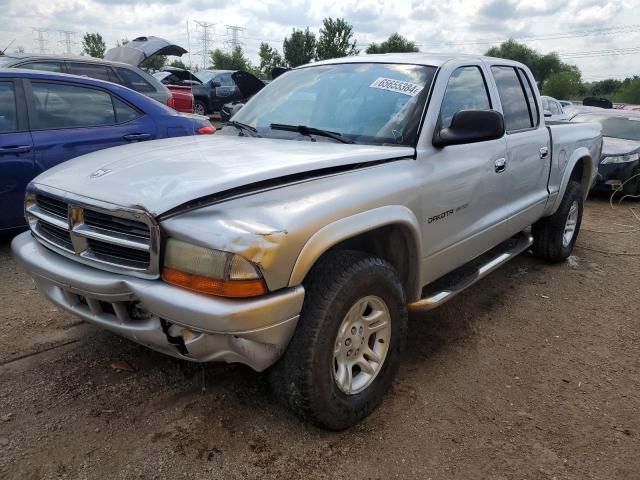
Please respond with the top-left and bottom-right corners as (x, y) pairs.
(230, 62), (437, 146)
(194, 70), (227, 84)
(0, 56), (18, 67)
(572, 114), (640, 141)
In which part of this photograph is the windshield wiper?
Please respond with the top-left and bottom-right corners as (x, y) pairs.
(270, 123), (355, 144)
(228, 120), (261, 137)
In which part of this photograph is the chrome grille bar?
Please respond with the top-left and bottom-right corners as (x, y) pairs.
(25, 185), (160, 279)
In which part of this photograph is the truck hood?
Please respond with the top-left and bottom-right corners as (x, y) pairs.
(602, 137), (640, 156)
(33, 135), (413, 217)
(105, 36), (187, 67)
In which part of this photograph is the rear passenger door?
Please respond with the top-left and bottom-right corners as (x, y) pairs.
(25, 80), (156, 173)
(490, 65), (550, 235)
(0, 79), (35, 231)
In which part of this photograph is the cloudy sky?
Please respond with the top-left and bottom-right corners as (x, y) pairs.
(1, 0), (638, 81)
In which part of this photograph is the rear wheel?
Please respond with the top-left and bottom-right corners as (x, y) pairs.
(269, 250), (407, 430)
(532, 180), (583, 262)
(194, 100), (207, 116)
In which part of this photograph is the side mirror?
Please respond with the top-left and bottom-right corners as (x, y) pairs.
(210, 81), (221, 88)
(544, 110), (552, 118)
(433, 110), (505, 148)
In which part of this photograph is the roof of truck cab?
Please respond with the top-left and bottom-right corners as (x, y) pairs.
(306, 53), (525, 69)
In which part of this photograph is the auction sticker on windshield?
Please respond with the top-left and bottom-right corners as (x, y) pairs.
(369, 77), (424, 97)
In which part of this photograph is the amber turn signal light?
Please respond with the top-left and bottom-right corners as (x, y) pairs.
(162, 267), (268, 298)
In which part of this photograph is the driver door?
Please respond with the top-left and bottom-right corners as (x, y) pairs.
(419, 64), (509, 283)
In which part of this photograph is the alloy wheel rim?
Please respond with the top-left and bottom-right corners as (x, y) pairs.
(194, 104), (205, 115)
(333, 295), (391, 395)
(563, 200), (579, 247)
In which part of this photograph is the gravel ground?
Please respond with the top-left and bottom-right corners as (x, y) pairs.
(0, 197), (638, 479)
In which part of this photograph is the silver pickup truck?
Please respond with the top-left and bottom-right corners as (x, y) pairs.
(12, 54), (602, 429)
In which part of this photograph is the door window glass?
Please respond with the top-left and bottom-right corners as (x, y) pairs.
(491, 66), (534, 131)
(518, 69), (539, 126)
(31, 82), (115, 129)
(0, 82), (18, 133)
(117, 68), (155, 93)
(66, 62), (112, 82)
(550, 101), (562, 115)
(113, 97), (141, 123)
(19, 61), (63, 73)
(440, 66), (491, 128)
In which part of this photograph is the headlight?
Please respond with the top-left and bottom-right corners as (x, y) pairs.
(162, 238), (267, 298)
(601, 153), (640, 164)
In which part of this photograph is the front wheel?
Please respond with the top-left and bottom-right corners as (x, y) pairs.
(532, 180), (584, 262)
(194, 100), (207, 116)
(269, 250), (407, 430)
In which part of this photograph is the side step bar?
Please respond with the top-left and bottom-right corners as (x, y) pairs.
(408, 232), (533, 312)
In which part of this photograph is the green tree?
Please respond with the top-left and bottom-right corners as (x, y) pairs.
(169, 59), (188, 70)
(210, 46), (258, 74)
(258, 42), (283, 78)
(140, 54), (167, 72)
(613, 77), (640, 103)
(486, 39), (563, 87)
(116, 38), (129, 47)
(283, 28), (316, 67)
(366, 33), (418, 54)
(316, 17), (359, 61)
(81, 32), (106, 58)
(542, 66), (583, 99)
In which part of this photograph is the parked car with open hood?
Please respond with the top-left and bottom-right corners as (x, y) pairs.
(571, 109), (640, 197)
(183, 69), (264, 115)
(221, 68), (286, 121)
(0, 36), (187, 109)
(0, 69), (213, 233)
(13, 53), (601, 429)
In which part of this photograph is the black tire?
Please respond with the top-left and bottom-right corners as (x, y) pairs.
(532, 180), (583, 262)
(269, 250), (407, 430)
(194, 100), (207, 116)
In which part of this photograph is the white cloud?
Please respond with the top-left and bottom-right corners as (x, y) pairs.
(0, 0), (637, 80)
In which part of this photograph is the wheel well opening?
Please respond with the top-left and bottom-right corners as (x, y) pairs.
(318, 225), (420, 301)
(570, 157), (591, 194)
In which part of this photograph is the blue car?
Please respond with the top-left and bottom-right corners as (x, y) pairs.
(0, 69), (214, 233)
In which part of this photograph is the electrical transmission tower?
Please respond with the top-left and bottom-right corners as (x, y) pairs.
(58, 30), (77, 54)
(225, 25), (244, 51)
(32, 28), (49, 54)
(194, 21), (215, 69)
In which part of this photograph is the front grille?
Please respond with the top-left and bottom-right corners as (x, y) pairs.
(36, 195), (68, 219)
(38, 221), (73, 250)
(27, 190), (159, 277)
(84, 210), (150, 240)
(88, 238), (150, 268)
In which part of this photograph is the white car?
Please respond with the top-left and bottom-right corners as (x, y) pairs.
(542, 95), (570, 121)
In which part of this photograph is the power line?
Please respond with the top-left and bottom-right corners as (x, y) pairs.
(194, 21), (215, 69)
(58, 30), (77, 54)
(32, 28), (49, 54)
(225, 25), (244, 51)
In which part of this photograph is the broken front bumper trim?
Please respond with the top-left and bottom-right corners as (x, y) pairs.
(11, 232), (304, 371)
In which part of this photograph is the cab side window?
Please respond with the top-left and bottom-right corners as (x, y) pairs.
(440, 66), (491, 128)
(116, 68), (155, 93)
(0, 82), (18, 133)
(30, 82), (116, 129)
(19, 61), (63, 73)
(491, 66), (535, 132)
(66, 62), (112, 82)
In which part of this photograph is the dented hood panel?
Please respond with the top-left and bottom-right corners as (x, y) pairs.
(32, 135), (413, 217)
(105, 36), (187, 66)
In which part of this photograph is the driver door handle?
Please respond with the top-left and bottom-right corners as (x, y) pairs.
(495, 158), (506, 173)
(539, 147), (549, 159)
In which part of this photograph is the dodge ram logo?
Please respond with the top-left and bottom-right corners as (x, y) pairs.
(90, 168), (111, 179)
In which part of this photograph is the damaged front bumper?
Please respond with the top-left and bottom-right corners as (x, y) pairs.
(11, 232), (304, 371)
